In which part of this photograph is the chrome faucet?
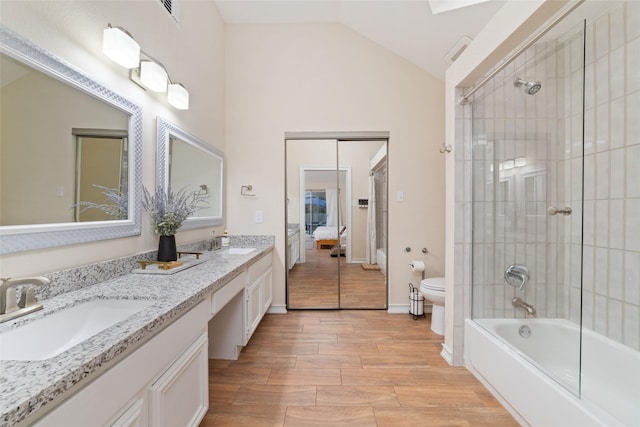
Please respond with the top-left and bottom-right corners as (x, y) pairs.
(209, 231), (222, 251)
(512, 297), (536, 318)
(0, 276), (51, 323)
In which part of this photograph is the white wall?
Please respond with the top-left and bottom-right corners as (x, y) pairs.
(225, 23), (445, 310)
(0, 1), (225, 276)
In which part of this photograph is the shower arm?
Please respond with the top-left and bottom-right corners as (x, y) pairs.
(458, 0), (584, 105)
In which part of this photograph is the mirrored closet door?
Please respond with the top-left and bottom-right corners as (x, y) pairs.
(285, 133), (388, 309)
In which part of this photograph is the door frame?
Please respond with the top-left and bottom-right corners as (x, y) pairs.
(284, 131), (390, 310)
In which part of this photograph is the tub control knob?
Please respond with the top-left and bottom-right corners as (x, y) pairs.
(505, 264), (529, 290)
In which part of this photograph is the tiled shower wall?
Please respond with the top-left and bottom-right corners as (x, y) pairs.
(456, 1), (640, 356)
(580, 2), (639, 349)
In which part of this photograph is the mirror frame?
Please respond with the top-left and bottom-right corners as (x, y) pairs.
(157, 117), (224, 230)
(0, 25), (143, 254)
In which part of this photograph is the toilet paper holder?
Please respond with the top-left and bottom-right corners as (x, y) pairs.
(409, 261), (426, 280)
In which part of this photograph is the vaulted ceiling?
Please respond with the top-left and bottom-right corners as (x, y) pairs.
(214, 0), (506, 80)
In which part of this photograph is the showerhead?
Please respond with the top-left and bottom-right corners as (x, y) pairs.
(514, 78), (542, 95)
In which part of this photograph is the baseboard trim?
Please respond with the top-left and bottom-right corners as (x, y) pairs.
(440, 343), (453, 365)
(266, 304), (287, 314)
(387, 304), (432, 315)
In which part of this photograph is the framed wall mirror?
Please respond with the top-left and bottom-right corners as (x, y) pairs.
(157, 117), (224, 230)
(0, 25), (143, 254)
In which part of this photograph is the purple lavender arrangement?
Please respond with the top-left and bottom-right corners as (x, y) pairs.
(142, 186), (208, 236)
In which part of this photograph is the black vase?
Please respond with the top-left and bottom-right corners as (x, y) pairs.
(158, 235), (177, 262)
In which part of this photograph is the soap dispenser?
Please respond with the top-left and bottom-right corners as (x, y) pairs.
(221, 231), (230, 247)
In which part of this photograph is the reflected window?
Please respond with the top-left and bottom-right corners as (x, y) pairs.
(305, 190), (327, 234)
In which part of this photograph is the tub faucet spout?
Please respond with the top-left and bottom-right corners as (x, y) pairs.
(512, 297), (536, 317)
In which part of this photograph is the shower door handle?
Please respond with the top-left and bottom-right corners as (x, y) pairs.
(547, 206), (572, 216)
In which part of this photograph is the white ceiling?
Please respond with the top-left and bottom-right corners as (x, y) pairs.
(213, 0), (506, 79)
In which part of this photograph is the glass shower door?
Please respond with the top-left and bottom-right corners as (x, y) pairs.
(470, 22), (585, 396)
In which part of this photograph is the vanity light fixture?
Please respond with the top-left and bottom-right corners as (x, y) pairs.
(102, 24), (189, 109)
(140, 60), (168, 92)
(102, 26), (140, 69)
(168, 83), (189, 109)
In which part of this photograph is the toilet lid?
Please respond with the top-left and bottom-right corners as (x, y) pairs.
(420, 277), (445, 291)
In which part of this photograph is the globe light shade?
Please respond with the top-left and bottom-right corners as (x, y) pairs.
(140, 61), (167, 92)
(102, 27), (140, 69)
(168, 83), (189, 110)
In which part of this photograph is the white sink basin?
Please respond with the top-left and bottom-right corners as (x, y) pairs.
(0, 299), (154, 361)
(226, 247), (256, 255)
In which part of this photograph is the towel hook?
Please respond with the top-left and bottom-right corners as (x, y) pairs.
(440, 143), (452, 153)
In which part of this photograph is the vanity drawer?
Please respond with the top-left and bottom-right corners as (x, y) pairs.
(210, 272), (246, 317)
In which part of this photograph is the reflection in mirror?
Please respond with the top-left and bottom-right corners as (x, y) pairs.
(0, 55), (129, 226)
(285, 135), (388, 310)
(157, 117), (224, 230)
(0, 25), (142, 254)
(74, 129), (129, 221)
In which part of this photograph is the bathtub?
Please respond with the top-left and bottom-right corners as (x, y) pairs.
(466, 318), (640, 427)
(376, 248), (386, 275)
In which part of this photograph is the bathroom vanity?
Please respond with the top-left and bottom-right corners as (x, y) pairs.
(286, 225), (300, 270)
(0, 239), (274, 427)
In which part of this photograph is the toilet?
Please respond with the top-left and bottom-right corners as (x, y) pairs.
(420, 277), (445, 336)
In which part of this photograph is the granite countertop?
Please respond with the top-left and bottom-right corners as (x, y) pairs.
(0, 242), (274, 427)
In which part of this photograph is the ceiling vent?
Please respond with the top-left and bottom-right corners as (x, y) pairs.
(160, 0), (180, 23)
(445, 35), (472, 63)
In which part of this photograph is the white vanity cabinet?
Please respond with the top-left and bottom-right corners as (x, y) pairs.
(245, 252), (273, 343)
(34, 301), (209, 427)
(287, 228), (300, 270)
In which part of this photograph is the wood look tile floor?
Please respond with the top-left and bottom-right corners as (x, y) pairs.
(199, 310), (518, 427)
(287, 247), (387, 309)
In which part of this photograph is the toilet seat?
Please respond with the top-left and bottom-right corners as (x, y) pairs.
(420, 277), (445, 292)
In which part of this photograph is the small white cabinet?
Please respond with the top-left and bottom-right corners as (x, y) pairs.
(109, 398), (145, 427)
(245, 275), (263, 341)
(287, 229), (300, 270)
(148, 333), (208, 427)
(262, 266), (273, 314)
(245, 252), (273, 343)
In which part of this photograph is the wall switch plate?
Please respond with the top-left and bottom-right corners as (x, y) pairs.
(56, 185), (64, 197)
(396, 191), (404, 202)
(255, 210), (263, 223)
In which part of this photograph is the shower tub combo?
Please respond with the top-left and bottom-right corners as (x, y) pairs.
(460, 2), (640, 425)
(466, 318), (640, 426)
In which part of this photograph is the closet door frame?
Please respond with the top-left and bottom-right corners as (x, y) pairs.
(285, 131), (389, 310)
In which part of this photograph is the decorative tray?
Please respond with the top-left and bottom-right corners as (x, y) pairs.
(132, 252), (206, 275)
